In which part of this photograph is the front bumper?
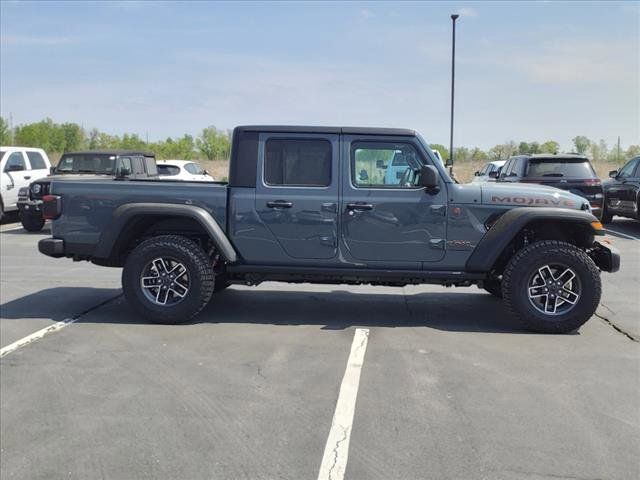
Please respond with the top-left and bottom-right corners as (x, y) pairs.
(590, 241), (620, 273)
(38, 238), (65, 258)
(17, 198), (44, 215)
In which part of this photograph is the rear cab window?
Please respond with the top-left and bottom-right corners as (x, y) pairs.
(525, 157), (597, 179)
(26, 151), (47, 170)
(56, 154), (117, 174)
(264, 138), (331, 187)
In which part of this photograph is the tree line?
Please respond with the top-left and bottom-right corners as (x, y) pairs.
(1, 117), (638, 163)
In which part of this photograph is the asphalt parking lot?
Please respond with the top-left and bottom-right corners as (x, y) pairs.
(1, 219), (638, 480)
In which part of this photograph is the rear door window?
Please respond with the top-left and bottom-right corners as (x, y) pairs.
(526, 158), (597, 178)
(264, 138), (331, 187)
(26, 151), (47, 170)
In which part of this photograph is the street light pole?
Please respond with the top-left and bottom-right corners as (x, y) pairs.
(448, 14), (459, 175)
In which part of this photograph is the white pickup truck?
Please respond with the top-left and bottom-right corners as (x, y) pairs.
(0, 147), (51, 222)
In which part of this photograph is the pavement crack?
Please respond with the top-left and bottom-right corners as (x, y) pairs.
(327, 425), (349, 480)
(595, 306), (638, 343)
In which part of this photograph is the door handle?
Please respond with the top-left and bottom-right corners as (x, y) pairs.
(346, 202), (374, 211)
(24, 175), (31, 180)
(266, 200), (293, 209)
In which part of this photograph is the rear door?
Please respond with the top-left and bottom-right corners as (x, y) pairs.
(608, 158), (640, 213)
(25, 150), (50, 181)
(340, 135), (447, 266)
(254, 133), (339, 260)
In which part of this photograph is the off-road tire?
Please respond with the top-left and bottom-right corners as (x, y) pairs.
(122, 235), (215, 324)
(483, 279), (503, 298)
(502, 240), (601, 334)
(20, 212), (45, 232)
(601, 203), (613, 224)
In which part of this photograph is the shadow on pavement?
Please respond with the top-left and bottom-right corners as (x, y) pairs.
(0, 287), (121, 322)
(35, 286), (541, 334)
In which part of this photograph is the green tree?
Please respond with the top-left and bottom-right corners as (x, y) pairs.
(518, 142), (530, 155)
(0, 117), (10, 144)
(539, 140), (559, 154)
(429, 144), (449, 161)
(87, 128), (100, 150)
(120, 133), (147, 150)
(196, 126), (230, 160)
(625, 145), (640, 159)
(470, 147), (488, 162)
(60, 123), (85, 152)
(572, 136), (591, 155)
(488, 141), (517, 160)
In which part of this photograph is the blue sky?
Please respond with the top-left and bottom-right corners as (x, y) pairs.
(0, 1), (638, 150)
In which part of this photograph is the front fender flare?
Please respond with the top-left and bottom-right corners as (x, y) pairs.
(94, 203), (237, 262)
(465, 207), (600, 273)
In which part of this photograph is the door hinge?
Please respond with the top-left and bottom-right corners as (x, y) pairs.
(429, 238), (446, 250)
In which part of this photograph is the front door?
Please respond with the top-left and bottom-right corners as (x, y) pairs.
(340, 136), (447, 265)
(255, 133), (339, 260)
(1, 151), (29, 210)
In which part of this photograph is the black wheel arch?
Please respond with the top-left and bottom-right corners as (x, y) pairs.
(466, 207), (602, 273)
(94, 203), (238, 266)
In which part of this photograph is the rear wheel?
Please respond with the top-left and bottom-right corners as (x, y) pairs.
(20, 212), (45, 232)
(122, 235), (215, 324)
(502, 240), (601, 333)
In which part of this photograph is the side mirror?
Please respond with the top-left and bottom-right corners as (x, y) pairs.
(488, 171), (499, 179)
(50, 166), (56, 175)
(609, 170), (618, 178)
(474, 171), (480, 176)
(359, 169), (369, 181)
(203, 170), (209, 175)
(376, 160), (388, 169)
(419, 165), (439, 192)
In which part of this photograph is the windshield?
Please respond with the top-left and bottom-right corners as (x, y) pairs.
(56, 154), (116, 174)
(525, 158), (597, 179)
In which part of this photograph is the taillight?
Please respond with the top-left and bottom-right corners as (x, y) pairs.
(42, 195), (62, 220)
(583, 178), (601, 186)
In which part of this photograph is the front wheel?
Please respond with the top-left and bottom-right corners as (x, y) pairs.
(502, 241), (601, 333)
(122, 235), (215, 324)
(20, 212), (45, 232)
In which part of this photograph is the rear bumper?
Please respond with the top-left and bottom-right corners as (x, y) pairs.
(38, 238), (65, 258)
(590, 241), (620, 273)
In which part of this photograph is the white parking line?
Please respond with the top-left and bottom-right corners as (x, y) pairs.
(317, 328), (369, 480)
(0, 318), (76, 358)
(0, 294), (121, 358)
(606, 229), (640, 241)
(0, 226), (24, 233)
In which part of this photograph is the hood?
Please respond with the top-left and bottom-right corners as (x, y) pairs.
(480, 182), (588, 210)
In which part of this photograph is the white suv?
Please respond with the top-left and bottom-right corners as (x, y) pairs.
(0, 147), (51, 221)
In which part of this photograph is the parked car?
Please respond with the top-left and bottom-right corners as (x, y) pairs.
(497, 154), (604, 219)
(17, 150), (157, 231)
(38, 125), (618, 334)
(0, 147), (51, 222)
(472, 160), (506, 183)
(157, 160), (214, 181)
(602, 156), (640, 223)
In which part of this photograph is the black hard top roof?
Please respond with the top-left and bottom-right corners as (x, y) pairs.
(235, 125), (416, 136)
(61, 150), (155, 156)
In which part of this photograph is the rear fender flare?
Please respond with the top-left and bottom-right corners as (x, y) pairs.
(94, 203), (237, 262)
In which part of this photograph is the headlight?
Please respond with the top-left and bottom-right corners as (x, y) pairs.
(31, 183), (41, 194)
(594, 193), (603, 199)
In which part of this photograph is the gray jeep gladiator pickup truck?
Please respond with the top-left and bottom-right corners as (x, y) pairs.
(38, 126), (619, 333)
(18, 150), (157, 232)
